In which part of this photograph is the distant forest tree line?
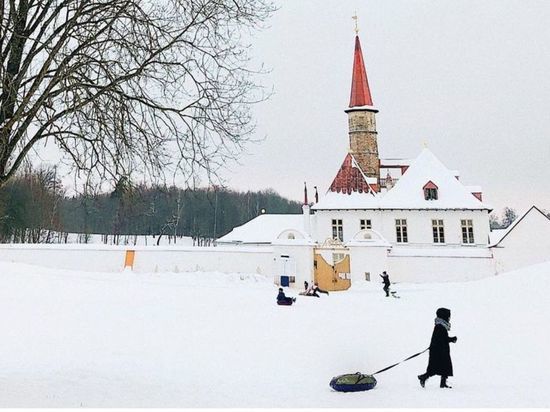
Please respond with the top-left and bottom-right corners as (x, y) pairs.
(0, 166), (301, 244)
(489, 207), (519, 230)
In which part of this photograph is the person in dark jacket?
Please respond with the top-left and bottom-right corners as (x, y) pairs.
(303, 282), (329, 297)
(418, 307), (457, 388)
(276, 287), (296, 305)
(380, 271), (391, 297)
(313, 282), (329, 296)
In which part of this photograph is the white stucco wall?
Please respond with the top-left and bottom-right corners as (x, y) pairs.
(491, 208), (550, 273)
(312, 209), (490, 247)
(272, 243), (314, 289)
(347, 245), (389, 284)
(0, 244), (275, 276)
(132, 246), (273, 274)
(387, 255), (495, 283)
(0, 244), (127, 272)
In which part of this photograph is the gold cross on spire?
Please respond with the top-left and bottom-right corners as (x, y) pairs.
(352, 12), (359, 35)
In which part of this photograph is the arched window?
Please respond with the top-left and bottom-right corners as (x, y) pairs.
(423, 181), (438, 200)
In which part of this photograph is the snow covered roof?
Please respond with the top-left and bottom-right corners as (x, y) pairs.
(377, 148), (491, 210)
(489, 228), (508, 245)
(380, 158), (413, 167)
(313, 148), (491, 211)
(312, 191), (380, 210)
(216, 214), (308, 245)
(490, 206), (550, 248)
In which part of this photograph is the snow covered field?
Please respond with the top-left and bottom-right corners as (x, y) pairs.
(0, 259), (549, 407)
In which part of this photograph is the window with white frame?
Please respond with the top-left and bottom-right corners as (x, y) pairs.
(395, 219), (408, 243)
(360, 219), (372, 230)
(432, 219), (445, 243)
(461, 219), (475, 244)
(332, 219), (343, 241)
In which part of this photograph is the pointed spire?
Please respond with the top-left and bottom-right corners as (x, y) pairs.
(349, 36), (374, 107)
(303, 181), (308, 205)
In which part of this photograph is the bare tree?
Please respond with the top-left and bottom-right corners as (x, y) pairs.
(0, 0), (274, 189)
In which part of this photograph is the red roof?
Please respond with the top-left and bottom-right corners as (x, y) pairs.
(329, 153), (373, 194)
(423, 180), (438, 190)
(349, 36), (374, 107)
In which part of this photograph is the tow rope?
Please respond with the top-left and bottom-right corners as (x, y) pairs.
(371, 347), (429, 375)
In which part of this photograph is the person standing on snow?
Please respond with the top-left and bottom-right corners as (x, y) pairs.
(418, 307), (457, 389)
(380, 271), (391, 297)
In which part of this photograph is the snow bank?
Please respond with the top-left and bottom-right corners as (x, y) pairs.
(0, 259), (549, 407)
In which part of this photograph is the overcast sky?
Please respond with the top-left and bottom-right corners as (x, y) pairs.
(221, 0), (550, 215)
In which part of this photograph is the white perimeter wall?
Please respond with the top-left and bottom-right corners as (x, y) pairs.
(313, 210), (490, 246)
(0, 244), (274, 276)
(348, 245), (388, 283)
(386, 255), (495, 283)
(0, 244), (127, 272)
(132, 246), (273, 274)
(272, 243), (314, 289)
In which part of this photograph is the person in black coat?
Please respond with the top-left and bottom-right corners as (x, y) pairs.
(380, 271), (391, 297)
(418, 307), (457, 388)
(276, 287), (296, 305)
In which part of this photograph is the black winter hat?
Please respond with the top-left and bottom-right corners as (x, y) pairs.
(436, 307), (451, 321)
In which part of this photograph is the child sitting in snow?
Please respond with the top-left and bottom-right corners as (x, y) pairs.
(276, 287), (296, 305)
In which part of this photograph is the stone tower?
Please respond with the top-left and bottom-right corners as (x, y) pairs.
(345, 35), (380, 183)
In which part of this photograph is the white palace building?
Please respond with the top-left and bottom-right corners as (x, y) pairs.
(217, 34), (550, 291)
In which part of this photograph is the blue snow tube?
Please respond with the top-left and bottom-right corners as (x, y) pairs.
(330, 372), (377, 392)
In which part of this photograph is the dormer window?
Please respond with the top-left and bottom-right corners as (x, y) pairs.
(423, 181), (438, 200)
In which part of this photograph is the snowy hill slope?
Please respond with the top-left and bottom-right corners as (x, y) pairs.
(0, 260), (549, 407)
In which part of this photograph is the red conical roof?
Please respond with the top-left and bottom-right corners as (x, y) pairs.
(349, 36), (373, 107)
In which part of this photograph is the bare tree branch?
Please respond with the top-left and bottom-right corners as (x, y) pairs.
(0, 0), (275, 189)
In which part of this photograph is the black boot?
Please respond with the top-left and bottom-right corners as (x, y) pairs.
(440, 376), (452, 388)
(417, 374), (428, 388)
